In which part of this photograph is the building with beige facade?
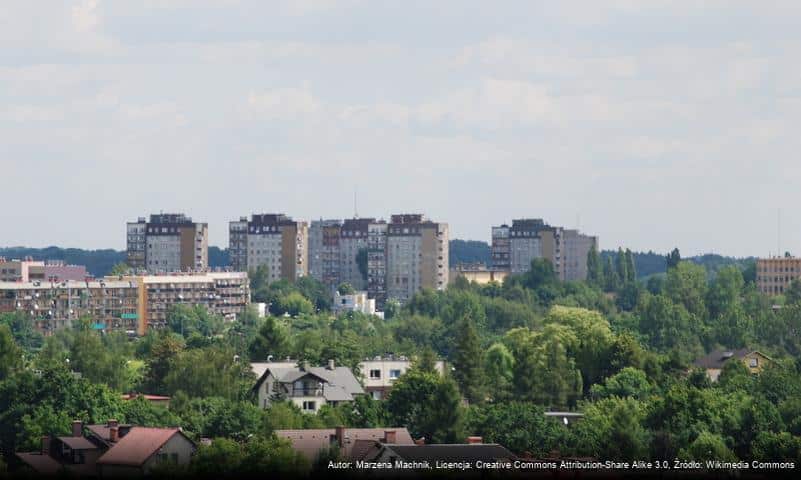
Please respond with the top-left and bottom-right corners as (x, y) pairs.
(492, 219), (597, 282)
(126, 213), (208, 273)
(386, 214), (448, 303)
(0, 272), (249, 336)
(358, 355), (446, 400)
(449, 264), (509, 286)
(756, 257), (801, 295)
(228, 214), (308, 282)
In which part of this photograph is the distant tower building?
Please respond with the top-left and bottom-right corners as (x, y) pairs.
(228, 214), (308, 281)
(126, 213), (208, 272)
(386, 214), (449, 303)
(496, 218), (597, 281)
(491, 225), (511, 271)
(561, 229), (598, 281)
(309, 219), (342, 290)
(367, 220), (388, 307)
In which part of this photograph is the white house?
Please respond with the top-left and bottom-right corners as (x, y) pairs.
(358, 355), (446, 400)
(333, 291), (380, 317)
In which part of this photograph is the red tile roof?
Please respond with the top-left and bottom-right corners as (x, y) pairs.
(57, 436), (98, 450)
(96, 428), (184, 467)
(275, 428), (413, 460)
(15, 452), (62, 474)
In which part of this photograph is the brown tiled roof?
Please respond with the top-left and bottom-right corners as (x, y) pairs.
(377, 444), (516, 463)
(275, 428), (413, 461)
(96, 428), (183, 466)
(349, 439), (382, 461)
(15, 452), (63, 474)
(57, 436), (98, 450)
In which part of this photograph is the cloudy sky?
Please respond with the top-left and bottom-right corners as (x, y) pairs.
(2, 1), (800, 257)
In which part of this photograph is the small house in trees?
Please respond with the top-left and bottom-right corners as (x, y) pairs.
(251, 360), (365, 412)
(693, 348), (773, 381)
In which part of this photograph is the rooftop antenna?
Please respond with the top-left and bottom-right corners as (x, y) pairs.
(778, 208), (782, 258)
(354, 188), (359, 219)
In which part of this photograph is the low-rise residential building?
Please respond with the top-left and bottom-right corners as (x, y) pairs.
(15, 420), (195, 477)
(251, 360), (365, 412)
(354, 440), (516, 464)
(693, 348), (774, 382)
(449, 264), (509, 286)
(1, 258), (90, 283)
(358, 355), (446, 400)
(756, 256), (801, 295)
(332, 290), (377, 317)
(276, 427), (414, 462)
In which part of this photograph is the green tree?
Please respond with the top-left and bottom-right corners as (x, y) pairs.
(590, 367), (651, 400)
(786, 279), (801, 305)
(465, 403), (566, 456)
(274, 292), (315, 317)
(603, 256), (619, 292)
(615, 248), (629, 285)
(483, 343), (514, 402)
(356, 248), (369, 284)
(586, 245), (602, 286)
(625, 248), (636, 283)
(386, 369), (464, 443)
(0, 324), (22, 380)
(664, 261), (707, 319)
(337, 283), (355, 295)
(574, 397), (650, 459)
(451, 315), (485, 404)
(164, 346), (253, 400)
(249, 316), (291, 361)
(142, 332), (185, 394)
(109, 262), (131, 276)
(666, 248), (681, 270)
(678, 431), (738, 462)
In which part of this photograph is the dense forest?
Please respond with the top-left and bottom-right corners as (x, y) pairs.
(1, 249), (800, 474)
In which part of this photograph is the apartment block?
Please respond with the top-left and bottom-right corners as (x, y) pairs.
(308, 219), (342, 289)
(386, 214), (448, 303)
(0, 272), (249, 336)
(561, 229), (598, 281)
(367, 221), (388, 307)
(126, 214), (208, 273)
(756, 257), (801, 295)
(228, 214), (308, 282)
(125, 272), (250, 334)
(0, 279), (140, 335)
(492, 219), (597, 282)
(0, 257), (45, 282)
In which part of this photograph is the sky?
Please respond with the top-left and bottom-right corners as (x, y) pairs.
(2, 1), (801, 257)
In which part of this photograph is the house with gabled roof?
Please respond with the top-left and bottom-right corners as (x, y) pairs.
(693, 348), (774, 381)
(251, 360), (365, 412)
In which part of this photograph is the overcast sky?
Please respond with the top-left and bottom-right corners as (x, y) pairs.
(2, 1), (801, 257)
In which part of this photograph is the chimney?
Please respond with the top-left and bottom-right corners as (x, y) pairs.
(467, 436), (483, 444)
(335, 426), (345, 448)
(414, 437), (425, 446)
(110, 426), (119, 443)
(328, 359), (335, 370)
(41, 436), (51, 455)
(72, 420), (83, 438)
(108, 419), (119, 429)
(384, 430), (397, 444)
(301, 361), (309, 372)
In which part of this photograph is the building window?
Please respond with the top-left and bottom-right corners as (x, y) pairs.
(369, 369), (381, 379)
(302, 401), (316, 412)
(389, 369), (402, 379)
(749, 358), (758, 368)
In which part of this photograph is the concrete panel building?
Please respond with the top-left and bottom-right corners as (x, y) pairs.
(561, 229), (598, 281)
(339, 218), (372, 291)
(756, 257), (801, 295)
(228, 214), (308, 282)
(367, 220), (388, 307)
(309, 219), (342, 289)
(126, 213), (208, 273)
(386, 214), (448, 303)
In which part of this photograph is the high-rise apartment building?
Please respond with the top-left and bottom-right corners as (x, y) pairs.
(126, 214), (208, 273)
(561, 229), (598, 282)
(386, 214), (449, 303)
(756, 257), (801, 296)
(309, 219), (342, 289)
(228, 214), (308, 282)
(367, 221), (388, 307)
(492, 219), (597, 282)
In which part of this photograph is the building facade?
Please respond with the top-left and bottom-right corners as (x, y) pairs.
(228, 214), (308, 282)
(386, 214), (449, 303)
(126, 214), (208, 273)
(367, 221), (388, 307)
(0, 272), (249, 336)
(339, 218), (372, 291)
(358, 355), (446, 400)
(490, 225), (510, 271)
(561, 229), (598, 281)
(308, 219), (342, 289)
(756, 257), (801, 295)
